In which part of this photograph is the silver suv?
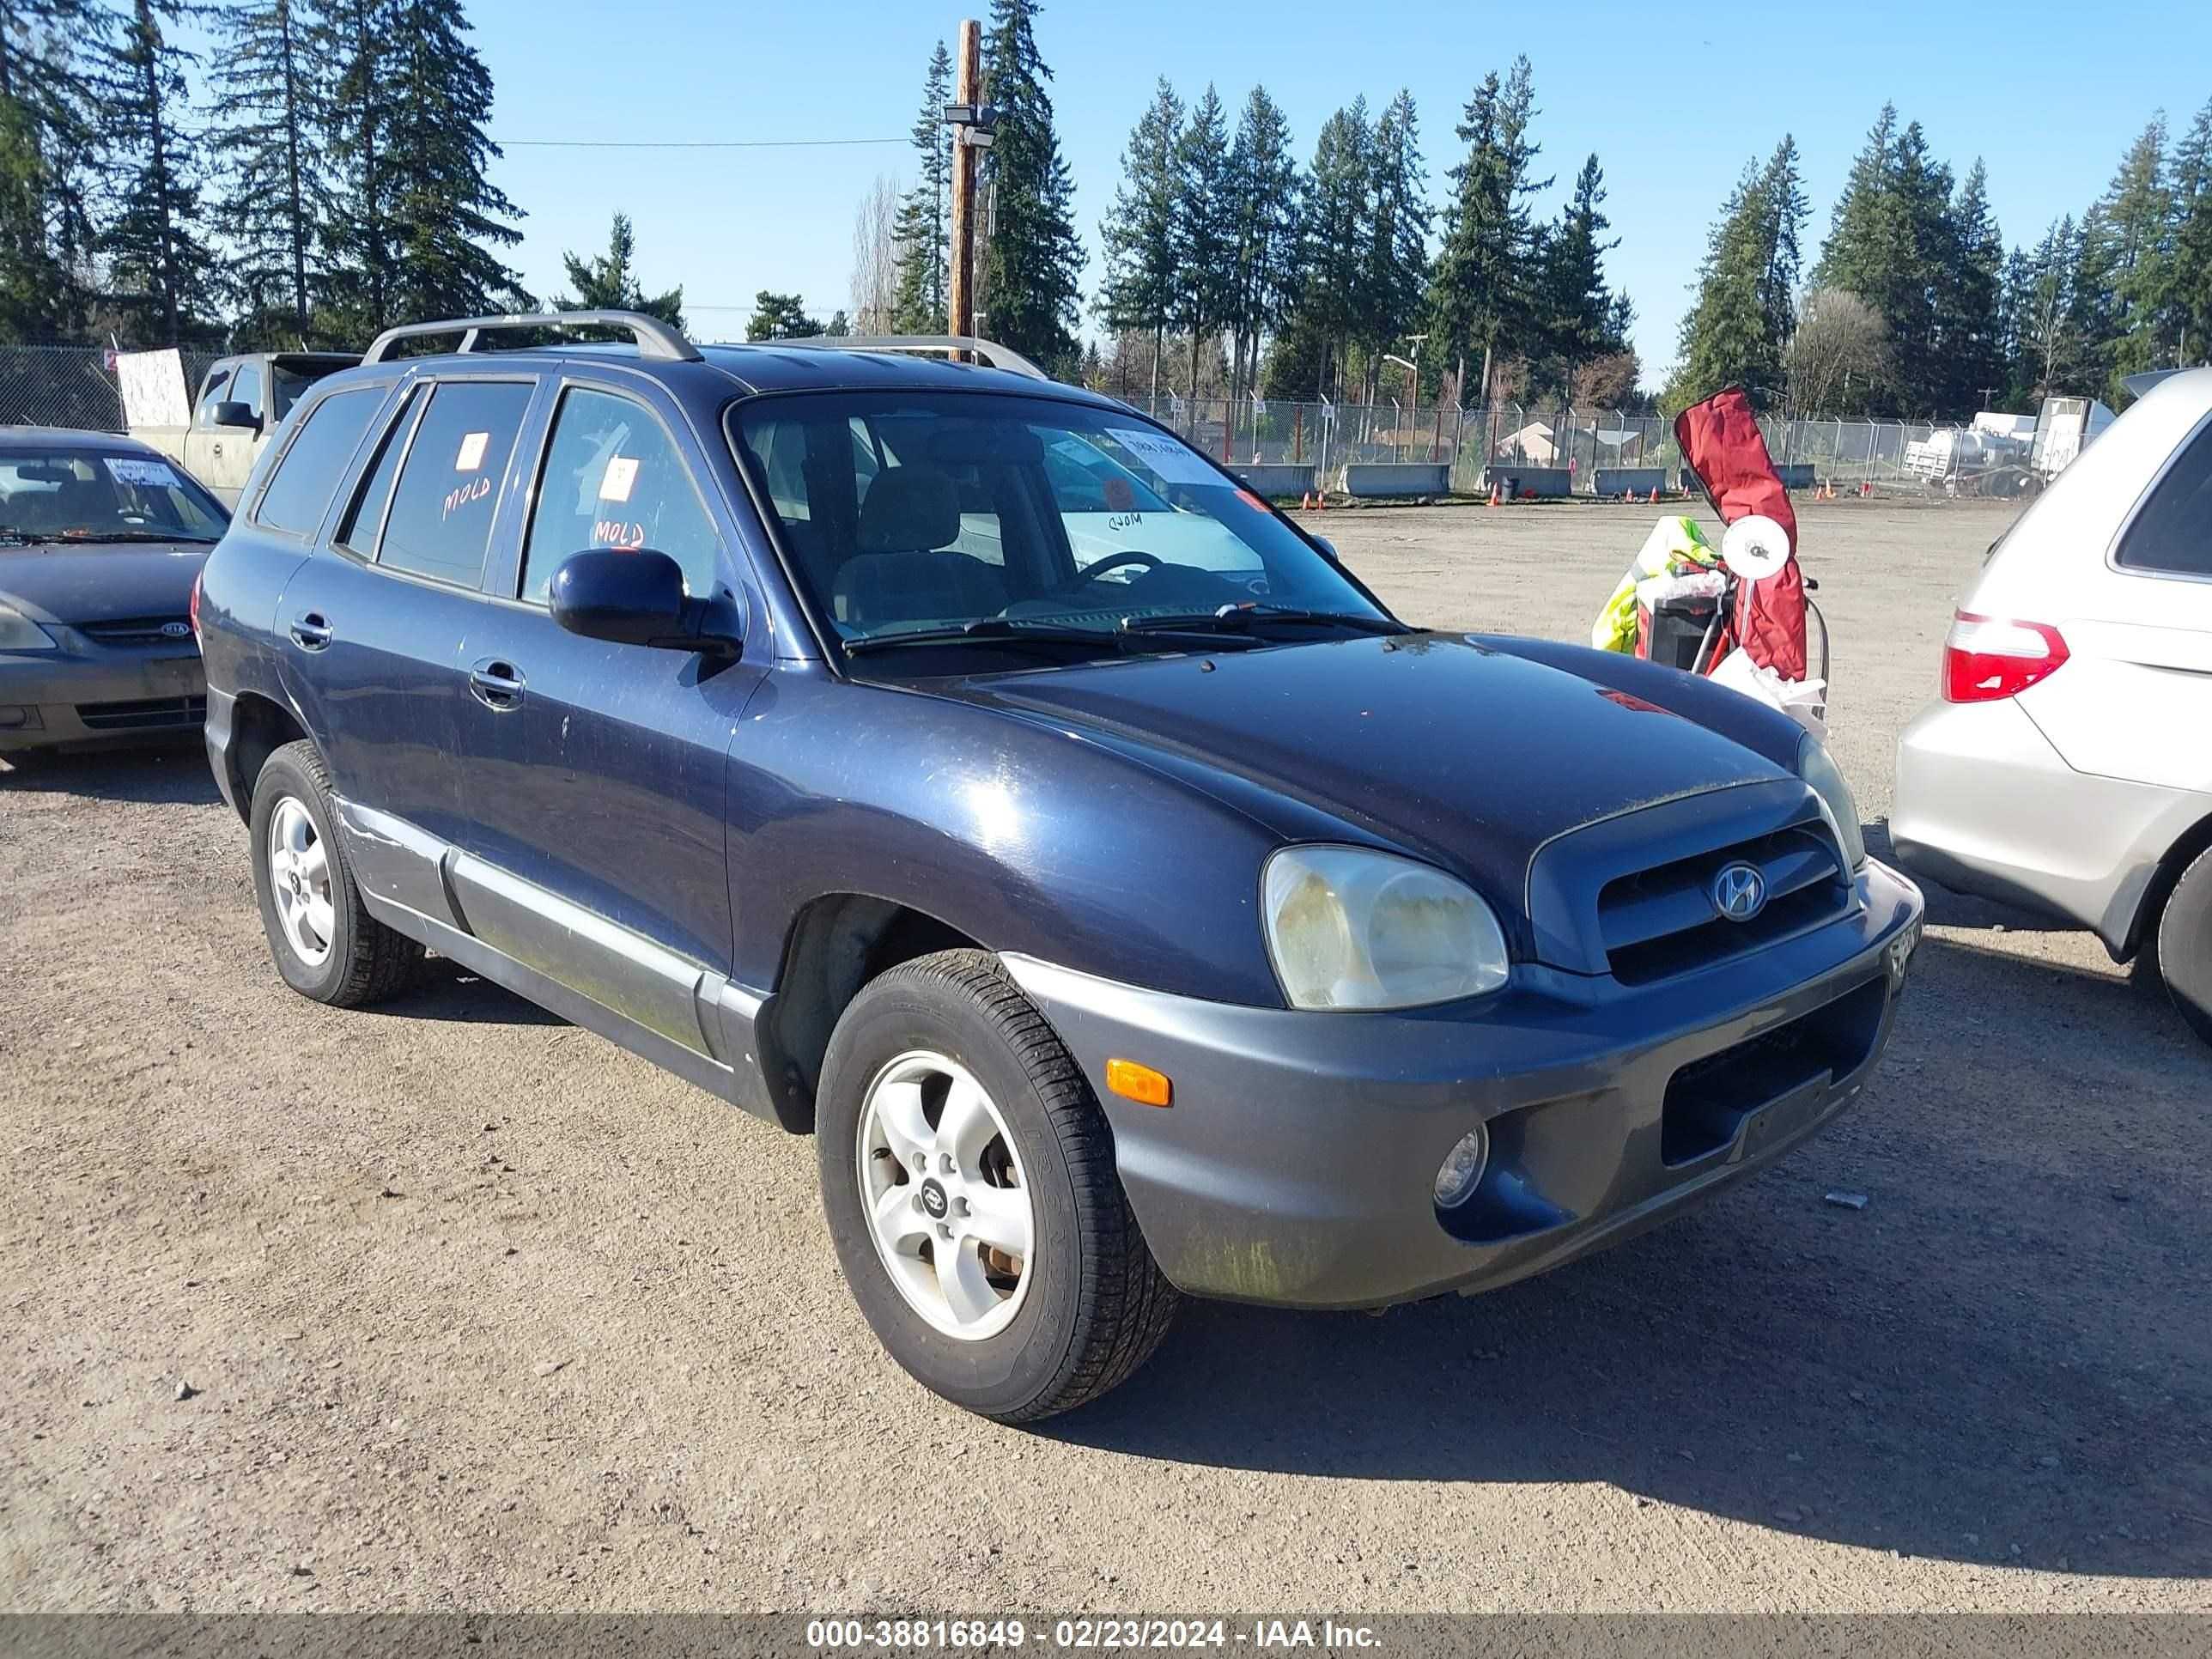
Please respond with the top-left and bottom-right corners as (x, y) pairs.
(1894, 368), (2212, 1044)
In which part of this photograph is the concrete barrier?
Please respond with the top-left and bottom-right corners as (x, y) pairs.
(1340, 462), (1453, 498)
(1232, 463), (1316, 499)
(1485, 466), (1573, 499)
(1776, 463), (1816, 490)
(1593, 467), (1667, 497)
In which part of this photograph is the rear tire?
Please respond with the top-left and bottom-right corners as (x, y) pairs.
(249, 739), (424, 1007)
(2155, 845), (2212, 1048)
(816, 950), (1178, 1422)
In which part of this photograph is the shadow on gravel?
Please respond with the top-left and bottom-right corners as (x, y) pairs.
(1051, 928), (2212, 1581)
(367, 959), (570, 1026)
(0, 742), (220, 805)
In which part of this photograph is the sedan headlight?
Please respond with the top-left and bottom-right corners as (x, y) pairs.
(0, 600), (56, 653)
(1261, 845), (1510, 1011)
(1799, 736), (1866, 871)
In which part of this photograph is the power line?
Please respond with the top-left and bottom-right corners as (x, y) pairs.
(499, 135), (902, 150)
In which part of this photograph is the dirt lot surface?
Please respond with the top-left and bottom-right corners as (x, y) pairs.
(2, 497), (2207, 1614)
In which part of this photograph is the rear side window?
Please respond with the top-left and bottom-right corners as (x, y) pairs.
(255, 388), (385, 536)
(520, 387), (720, 602)
(2117, 422), (2212, 577)
(374, 380), (532, 589)
(337, 386), (422, 555)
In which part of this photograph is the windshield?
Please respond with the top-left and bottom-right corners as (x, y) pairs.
(730, 392), (1388, 656)
(0, 450), (228, 543)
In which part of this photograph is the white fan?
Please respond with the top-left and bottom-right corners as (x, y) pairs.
(1719, 514), (1792, 580)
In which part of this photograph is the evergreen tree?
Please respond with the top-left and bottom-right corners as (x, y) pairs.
(1221, 84), (1299, 415)
(552, 211), (683, 329)
(2063, 206), (2123, 396)
(379, 0), (523, 324)
(1360, 88), (1428, 392)
(0, 0), (100, 337)
(209, 0), (325, 340)
(2016, 215), (2085, 398)
(890, 40), (951, 334)
(1097, 76), (1182, 394)
(744, 290), (820, 340)
(1425, 56), (1548, 403)
(1813, 103), (1899, 302)
(1939, 158), (2007, 412)
(978, 0), (1083, 371)
(1534, 153), (1624, 399)
(1750, 136), (1808, 363)
(313, 0), (397, 337)
(1668, 141), (1806, 410)
(1996, 241), (2037, 403)
(1273, 97), (1369, 400)
(93, 0), (222, 343)
(2098, 115), (2175, 388)
(1170, 82), (1232, 402)
(2172, 100), (2212, 363)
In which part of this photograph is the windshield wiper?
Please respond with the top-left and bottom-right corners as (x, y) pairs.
(1117, 604), (1410, 639)
(55, 528), (219, 544)
(842, 617), (1130, 657)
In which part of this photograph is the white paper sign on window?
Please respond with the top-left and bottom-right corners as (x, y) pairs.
(104, 457), (182, 489)
(455, 431), (489, 471)
(599, 456), (639, 503)
(1103, 427), (1221, 489)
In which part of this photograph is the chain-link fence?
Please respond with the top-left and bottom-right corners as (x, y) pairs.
(1121, 393), (1997, 495)
(0, 344), (225, 433)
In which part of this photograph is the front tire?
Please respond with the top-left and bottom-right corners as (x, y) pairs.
(2155, 845), (2212, 1048)
(248, 739), (424, 1006)
(816, 950), (1178, 1422)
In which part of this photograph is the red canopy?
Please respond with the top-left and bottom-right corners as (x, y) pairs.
(1673, 388), (1809, 681)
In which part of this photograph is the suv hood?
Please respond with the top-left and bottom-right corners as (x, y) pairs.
(945, 632), (1796, 905)
(0, 541), (212, 627)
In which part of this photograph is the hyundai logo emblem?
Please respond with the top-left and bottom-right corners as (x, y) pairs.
(1711, 861), (1768, 923)
(161, 620), (191, 639)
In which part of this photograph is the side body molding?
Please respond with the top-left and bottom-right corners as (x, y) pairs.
(332, 796), (775, 1121)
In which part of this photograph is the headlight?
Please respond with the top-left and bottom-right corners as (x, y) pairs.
(1261, 845), (1510, 1011)
(1799, 736), (1867, 871)
(0, 601), (56, 653)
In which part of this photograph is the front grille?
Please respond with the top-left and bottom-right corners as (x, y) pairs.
(75, 695), (205, 731)
(1599, 822), (1850, 986)
(79, 616), (193, 646)
(1661, 977), (1887, 1164)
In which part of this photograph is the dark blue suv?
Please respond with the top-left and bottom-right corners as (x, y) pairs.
(198, 312), (1923, 1420)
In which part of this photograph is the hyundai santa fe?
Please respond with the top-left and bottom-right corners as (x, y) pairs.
(194, 312), (1923, 1420)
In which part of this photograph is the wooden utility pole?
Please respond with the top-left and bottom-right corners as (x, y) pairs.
(947, 18), (981, 344)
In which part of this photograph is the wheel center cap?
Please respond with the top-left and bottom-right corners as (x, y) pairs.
(919, 1178), (950, 1220)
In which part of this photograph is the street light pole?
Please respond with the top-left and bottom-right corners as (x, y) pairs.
(1384, 336), (1425, 464)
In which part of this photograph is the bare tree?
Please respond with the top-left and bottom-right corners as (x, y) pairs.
(848, 174), (902, 336)
(1787, 288), (1890, 416)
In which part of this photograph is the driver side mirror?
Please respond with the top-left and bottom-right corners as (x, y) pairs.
(1310, 533), (1339, 560)
(210, 400), (259, 429)
(550, 549), (742, 657)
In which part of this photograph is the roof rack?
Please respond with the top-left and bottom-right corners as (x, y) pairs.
(775, 334), (1049, 382)
(361, 309), (701, 366)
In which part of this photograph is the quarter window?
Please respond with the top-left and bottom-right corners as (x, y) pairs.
(374, 380), (532, 589)
(255, 388), (385, 537)
(521, 387), (720, 602)
(2117, 422), (2212, 578)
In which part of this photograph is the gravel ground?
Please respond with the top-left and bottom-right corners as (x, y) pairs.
(1, 497), (2206, 1614)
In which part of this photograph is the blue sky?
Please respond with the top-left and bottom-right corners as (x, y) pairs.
(469, 0), (2210, 387)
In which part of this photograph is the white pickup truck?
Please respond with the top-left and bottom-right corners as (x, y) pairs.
(127, 350), (359, 507)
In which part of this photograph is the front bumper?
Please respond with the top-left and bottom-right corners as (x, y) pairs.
(0, 647), (204, 752)
(1005, 859), (1923, 1310)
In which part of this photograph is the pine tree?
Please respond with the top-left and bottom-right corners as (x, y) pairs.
(2016, 216), (2084, 398)
(1360, 89), (1428, 393)
(1425, 56), (1548, 403)
(1939, 158), (2006, 412)
(2098, 115), (2175, 390)
(210, 0), (325, 340)
(1170, 82), (1232, 403)
(744, 289), (819, 340)
(1220, 85), (1299, 416)
(978, 0), (1083, 371)
(890, 40), (951, 334)
(313, 0), (396, 337)
(93, 0), (222, 343)
(2172, 99), (2212, 363)
(2064, 207), (2123, 396)
(1669, 142), (1805, 410)
(1750, 136), (1808, 362)
(1996, 242), (2037, 403)
(1097, 76), (1182, 395)
(379, 0), (522, 325)
(0, 0), (100, 339)
(1276, 97), (1369, 400)
(553, 212), (682, 328)
(1534, 153), (1623, 399)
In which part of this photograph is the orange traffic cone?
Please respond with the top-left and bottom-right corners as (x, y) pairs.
(1649, 486), (1660, 504)
(1487, 480), (1501, 507)
(1300, 489), (1313, 511)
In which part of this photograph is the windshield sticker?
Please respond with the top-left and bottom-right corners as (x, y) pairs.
(1103, 427), (1221, 489)
(455, 431), (489, 471)
(104, 456), (180, 489)
(599, 456), (639, 503)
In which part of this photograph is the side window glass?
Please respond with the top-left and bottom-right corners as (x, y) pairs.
(2117, 425), (2212, 578)
(231, 362), (264, 422)
(193, 369), (232, 426)
(337, 386), (421, 555)
(521, 387), (722, 603)
(255, 388), (384, 536)
(375, 380), (532, 589)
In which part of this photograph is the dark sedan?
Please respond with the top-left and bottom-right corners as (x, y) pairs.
(0, 428), (228, 755)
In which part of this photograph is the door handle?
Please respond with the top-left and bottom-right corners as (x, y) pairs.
(210, 442), (224, 458)
(468, 659), (526, 709)
(289, 612), (332, 650)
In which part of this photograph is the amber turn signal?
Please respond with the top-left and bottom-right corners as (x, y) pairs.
(1105, 1059), (1172, 1108)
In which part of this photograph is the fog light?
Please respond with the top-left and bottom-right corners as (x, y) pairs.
(1433, 1124), (1490, 1209)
